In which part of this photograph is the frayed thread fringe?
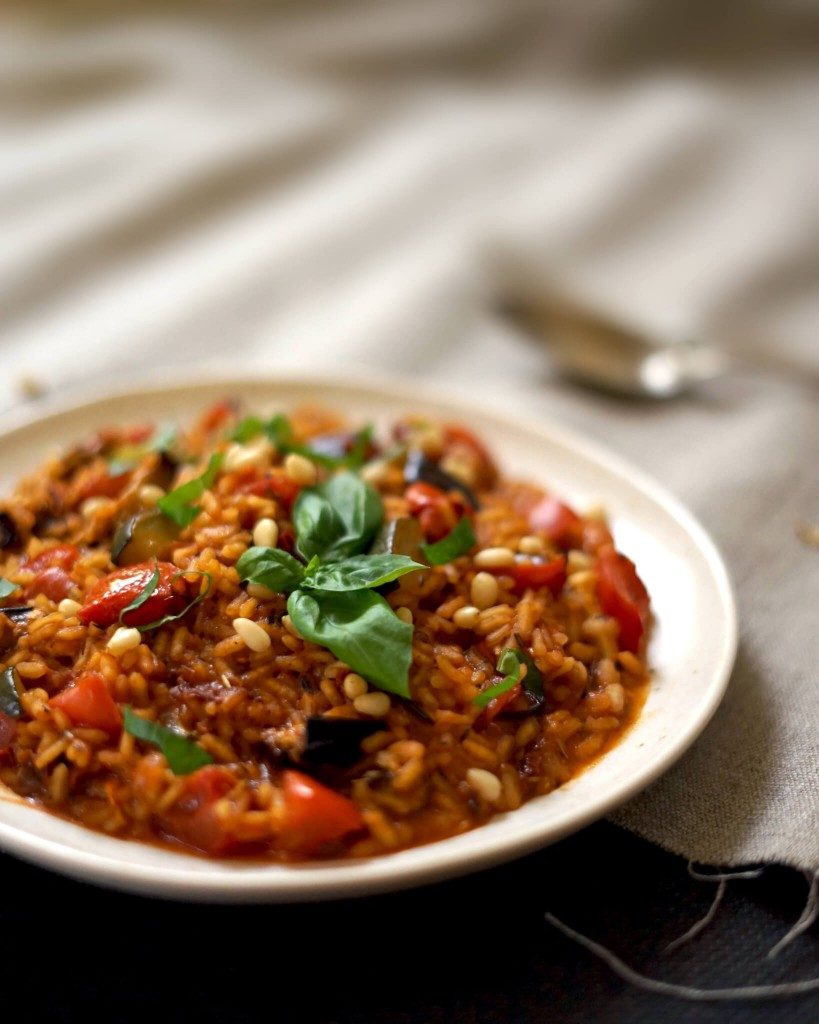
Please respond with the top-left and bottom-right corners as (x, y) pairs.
(545, 866), (819, 1002)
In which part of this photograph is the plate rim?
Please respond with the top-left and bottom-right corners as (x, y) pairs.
(0, 368), (737, 901)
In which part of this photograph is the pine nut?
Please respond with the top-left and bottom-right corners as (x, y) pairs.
(107, 626), (141, 656)
(138, 484), (165, 507)
(607, 682), (626, 714)
(283, 453), (317, 486)
(473, 547), (516, 569)
(80, 497), (113, 517)
(518, 535), (545, 555)
(58, 598), (82, 617)
(247, 582), (277, 600)
(353, 691), (390, 717)
(395, 606), (413, 624)
(567, 549), (594, 573)
(471, 572), (499, 609)
(453, 605), (480, 629)
(360, 461), (389, 487)
(440, 454), (476, 488)
(232, 617), (272, 652)
(281, 614), (302, 638)
(343, 673), (368, 699)
(252, 517), (279, 548)
(223, 438), (274, 473)
(466, 767), (502, 802)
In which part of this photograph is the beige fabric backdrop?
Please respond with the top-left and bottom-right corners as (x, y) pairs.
(1, 1), (817, 868)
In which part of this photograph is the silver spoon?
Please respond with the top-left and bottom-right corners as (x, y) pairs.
(501, 293), (728, 399)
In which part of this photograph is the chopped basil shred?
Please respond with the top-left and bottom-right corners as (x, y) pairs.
(229, 412), (372, 469)
(0, 578), (19, 599)
(118, 568), (212, 632)
(0, 666), (22, 718)
(513, 634), (544, 697)
(230, 415), (267, 443)
(421, 518), (476, 565)
(108, 423), (178, 476)
(118, 564), (161, 625)
(123, 707), (212, 774)
(473, 648), (524, 708)
(158, 452), (223, 527)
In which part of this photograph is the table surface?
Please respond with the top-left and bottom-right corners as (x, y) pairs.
(3, 821), (816, 1023)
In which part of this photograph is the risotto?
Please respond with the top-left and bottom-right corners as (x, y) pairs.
(0, 402), (650, 860)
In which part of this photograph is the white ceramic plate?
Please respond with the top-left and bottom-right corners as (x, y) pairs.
(0, 371), (736, 902)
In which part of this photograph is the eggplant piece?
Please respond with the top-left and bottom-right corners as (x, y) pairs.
(144, 450), (179, 490)
(370, 516), (424, 559)
(111, 510), (180, 566)
(0, 512), (18, 550)
(403, 449), (480, 509)
(0, 666), (22, 718)
(498, 690), (549, 718)
(301, 716), (386, 767)
(307, 433), (358, 461)
(0, 605), (34, 623)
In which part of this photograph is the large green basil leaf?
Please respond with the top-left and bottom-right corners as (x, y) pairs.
(301, 554), (423, 592)
(236, 546), (305, 593)
(293, 472), (382, 562)
(287, 588), (412, 697)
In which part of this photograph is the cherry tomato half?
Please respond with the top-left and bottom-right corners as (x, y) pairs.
(79, 562), (190, 629)
(405, 482), (469, 541)
(595, 547), (650, 653)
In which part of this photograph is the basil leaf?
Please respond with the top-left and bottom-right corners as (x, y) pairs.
(301, 553), (424, 592)
(158, 453), (223, 527)
(473, 648), (522, 708)
(421, 518), (476, 566)
(265, 413), (294, 447)
(285, 425), (374, 470)
(513, 634), (544, 697)
(344, 425), (374, 469)
(293, 472), (382, 562)
(236, 546), (305, 593)
(108, 423), (178, 476)
(230, 415), (266, 443)
(0, 666), (22, 718)
(118, 564), (160, 625)
(123, 707), (213, 775)
(287, 588), (412, 697)
(0, 579), (19, 599)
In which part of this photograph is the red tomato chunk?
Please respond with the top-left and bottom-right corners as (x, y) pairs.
(595, 547), (650, 653)
(527, 497), (583, 550)
(405, 482), (470, 541)
(161, 765), (240, 857)
(50, 672), (122, 735)
(278, 771), (365, 854)
(79, 562), (190, 628)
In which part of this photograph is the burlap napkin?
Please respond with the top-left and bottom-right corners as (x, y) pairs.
(1, 0), (816, 869)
